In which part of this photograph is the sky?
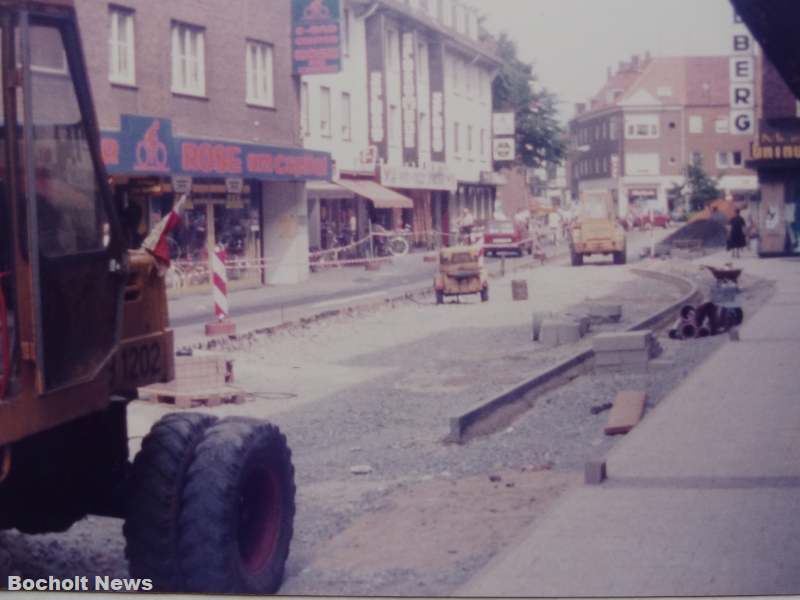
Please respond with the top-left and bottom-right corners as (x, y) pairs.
(480, 0), (738, 121)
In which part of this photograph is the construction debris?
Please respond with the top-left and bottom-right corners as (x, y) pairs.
(668, 302), (743, 340)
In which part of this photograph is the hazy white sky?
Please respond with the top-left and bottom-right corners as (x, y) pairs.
(480, 0), (738, 120)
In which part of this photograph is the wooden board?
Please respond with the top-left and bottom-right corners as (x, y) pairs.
(605, 390), (646, 435)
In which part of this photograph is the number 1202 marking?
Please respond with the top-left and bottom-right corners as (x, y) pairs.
(119, 343), (161, 382)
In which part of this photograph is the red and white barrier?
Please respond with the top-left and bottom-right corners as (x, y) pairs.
(205, 246), (236, 336)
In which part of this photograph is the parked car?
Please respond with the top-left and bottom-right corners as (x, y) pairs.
(633, 210), (670, 229)
(483, 220), (532, 257)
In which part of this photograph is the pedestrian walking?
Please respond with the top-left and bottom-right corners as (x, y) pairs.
(727, 208), (747, 258)
(457, 207), (475, 244)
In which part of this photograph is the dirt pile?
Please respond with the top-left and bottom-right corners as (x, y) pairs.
(659, 219), (728, 251)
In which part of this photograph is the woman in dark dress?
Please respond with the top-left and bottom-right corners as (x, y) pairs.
(728, 209), (747, 258)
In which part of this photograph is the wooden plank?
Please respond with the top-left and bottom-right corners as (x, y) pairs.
(605, 390), (646, 435)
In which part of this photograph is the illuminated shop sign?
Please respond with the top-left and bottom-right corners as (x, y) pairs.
(291, 0), (342, 75)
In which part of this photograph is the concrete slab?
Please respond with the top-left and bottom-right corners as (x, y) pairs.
(607, 340), (800, 480)
(459, 486), (800, 597)
(593, 330), (652, 352)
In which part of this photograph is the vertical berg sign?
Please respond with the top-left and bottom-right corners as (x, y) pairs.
(292, 0), (342, 75)
(730, 9), (755, 135)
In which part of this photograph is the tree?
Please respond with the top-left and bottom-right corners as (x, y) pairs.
(492, 33), (566, 168)
(669, 155), (721, 212)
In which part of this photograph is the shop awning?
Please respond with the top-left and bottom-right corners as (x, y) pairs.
(336, 179), (414, 209)
(305, 180), (355, 200)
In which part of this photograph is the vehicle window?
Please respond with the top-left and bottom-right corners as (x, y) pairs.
(20, 23), (108, 257)
(580, 198), (609, 220)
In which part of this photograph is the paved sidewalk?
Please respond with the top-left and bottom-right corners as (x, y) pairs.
(459, 254), (800, 597)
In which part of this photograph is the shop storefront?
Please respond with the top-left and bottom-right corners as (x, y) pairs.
(101, 114), (331, 292)
(747, 123), (800, 256)
(378, 163), (459, 247)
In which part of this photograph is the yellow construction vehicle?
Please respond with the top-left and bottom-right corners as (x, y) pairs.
(0, 1), (294, 593)
(569, 190), (627, 266)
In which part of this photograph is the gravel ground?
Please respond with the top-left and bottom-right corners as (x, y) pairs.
(0, 257), (774, 596)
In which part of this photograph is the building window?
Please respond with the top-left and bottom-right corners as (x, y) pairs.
(467, 124), (473, 157)
(480, 128), (486, 158)
(689, 115), (703, 134)
(388, 104), (399, 144)
(624, 114), (659, 139)
(657, 86), (672, 97)
(715, 117), (730, 134)
(341, 92), (352, 141)
(171, 22), (205, 96)
(301, 82), (310, 136)
(109, 7), (135, 85)
(437, 0), (445, 22)
(342, 9), (350, 56)
(716, 150), (743, 168)
(451, 2), (458, 31)
(245, 40), (274, 108)
(320, 86), (332, 137)
(691, 151), (703, 165)
(454, 122), (460, 155)
(609, 117), (618, 140)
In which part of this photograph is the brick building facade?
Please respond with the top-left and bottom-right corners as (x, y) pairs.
(568, 54), (758, 218)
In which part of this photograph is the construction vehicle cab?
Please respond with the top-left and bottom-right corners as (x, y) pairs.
(570, 190), (627, 266)
(0, 1), (295, 594)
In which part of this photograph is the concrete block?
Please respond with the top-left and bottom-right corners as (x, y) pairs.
(593, 330), (652, 353)
(585, 460), (607, 485)
(619, 349), (649, 366)
(557, 321), (582, 344)
(588, 304), (622, 323)
(648, 358), (675, 372)
(539, 319), (562, 347)
(531, 311), (553, 341)
(605, 390), (647, 435)
(539, 319), (581, 347)
(594, 351), (622, 366)
(566, 313), (591, 337)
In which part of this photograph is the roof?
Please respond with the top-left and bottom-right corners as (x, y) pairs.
(575, 55), (731, 120)
(336, 178), (414, 209)
(731, 0), (800, 100)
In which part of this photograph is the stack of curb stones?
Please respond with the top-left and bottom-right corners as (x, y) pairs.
(592, 330), (662, 372)
(532, 304), (622, 348)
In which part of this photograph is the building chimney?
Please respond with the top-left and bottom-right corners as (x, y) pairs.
(631, 54), (640, 70)
(618, 60), (627, 73)
(575, 102), (586, 115)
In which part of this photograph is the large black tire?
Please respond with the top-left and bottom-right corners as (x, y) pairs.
(124, 412), (218, 591)
(436, 289), (444, 305)
(178, 417), (296, 594)
(570, 249), (583, 266)
(613, 249), (627, 265)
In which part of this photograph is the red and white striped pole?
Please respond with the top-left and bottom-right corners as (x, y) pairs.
(205, 245), (237, 336)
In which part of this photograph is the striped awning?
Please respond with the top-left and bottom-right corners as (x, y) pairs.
(305, 180), (355, 200)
